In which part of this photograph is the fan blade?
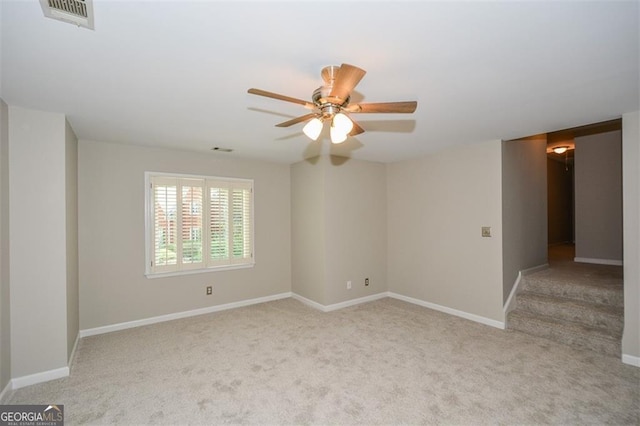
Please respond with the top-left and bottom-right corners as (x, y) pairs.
(275, 113), (317, 128)
(349, 118), (365, 136)
(329, 64), (366, 102)
(347, 101), (417, 114)
(248, 88), (314, 109)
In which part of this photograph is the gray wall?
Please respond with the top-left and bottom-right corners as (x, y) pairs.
(2, 102), (636, 376)
(291, 159), (326, 304)
(78, 140), (291, 329)
(290, 156), (387, 306)
(8, 106), (69, 377)
(387, 140), (504, 323)
(65, 121), (79, 360)
(622, 111), (639, 360)
(574, 131), (623, 262)
(501, 136), (548, 302)
(324, 157), (387, 305)
(0, 0), (5, 392)
(0, 99), (10, 392)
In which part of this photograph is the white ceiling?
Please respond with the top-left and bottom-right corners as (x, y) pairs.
(1, 1), (638, 164)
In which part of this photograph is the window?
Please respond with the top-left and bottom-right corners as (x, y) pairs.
(146, 172), (254, 277)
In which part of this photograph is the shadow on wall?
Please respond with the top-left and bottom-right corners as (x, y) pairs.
(303, 139), (366, 165)
(303, 154), (362, 166)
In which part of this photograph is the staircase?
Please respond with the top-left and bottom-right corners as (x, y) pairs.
(507, 264), (624, 358)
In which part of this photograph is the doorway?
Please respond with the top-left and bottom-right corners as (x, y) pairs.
(546, 119), (622, 264)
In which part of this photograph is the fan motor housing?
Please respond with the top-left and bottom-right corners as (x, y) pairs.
(312, 86), (349, 112)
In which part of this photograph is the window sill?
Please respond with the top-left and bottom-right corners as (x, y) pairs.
(145, 262), (255, 279)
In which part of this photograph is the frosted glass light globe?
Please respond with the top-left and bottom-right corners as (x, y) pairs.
(330, 125), (348, 144)
(332, 113), (353, 135)
(302, 118), (323, 141)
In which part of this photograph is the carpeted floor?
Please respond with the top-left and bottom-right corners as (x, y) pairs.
(509, 244), (624, 357)
(3, 297), (639, 425)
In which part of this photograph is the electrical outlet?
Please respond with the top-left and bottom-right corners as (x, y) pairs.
(365, 278), (369, 286)
(206, 286), (212, 295)
(347, 281), (352, 290)
(482, 226), (491, 237)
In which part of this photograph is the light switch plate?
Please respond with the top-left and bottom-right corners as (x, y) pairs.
(482, 226), (491, 237)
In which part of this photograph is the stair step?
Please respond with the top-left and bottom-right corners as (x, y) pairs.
(522, 273), (623, 308)
(516, 292), (623, 334)
(508, 310), (621, 358)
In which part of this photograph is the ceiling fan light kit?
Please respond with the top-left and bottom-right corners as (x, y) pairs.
(248, 63), (418, 144)
(330, 124), (348, 144)
(333, 113), (354, 134)
(303, 118), (323, 141)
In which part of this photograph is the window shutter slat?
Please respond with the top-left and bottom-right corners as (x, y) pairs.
(181, 182), (203, 266)
(153, 181), (178, 269)
(209, 186), (229, 262)
(231, 188), (252, 260)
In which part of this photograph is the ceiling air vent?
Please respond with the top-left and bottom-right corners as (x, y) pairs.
(40, 0), (95, 30)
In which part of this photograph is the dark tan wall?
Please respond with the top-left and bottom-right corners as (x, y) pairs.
(547, 157), (573, 245)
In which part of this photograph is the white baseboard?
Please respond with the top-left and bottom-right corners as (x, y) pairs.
(622, 353), (640, 367)
(291, 292), (388, 312)
(504, 263), (549, 316)
(324, 293), (388, 311)
(293, 291), (506, 330)
(0, 380), (11, 403)
(522, 264), (550, 275)
(11, 367), (69, 390)
(1, 333), (81, 395)
(574, 257), (623, 266)
(70, 335), (79, 362)
(503, 273), (522, 317)
(388, 292), (505, 330)
(291, 293), (326, 311)
(68, 333), (80, 371)
(80, 292), (292, 338)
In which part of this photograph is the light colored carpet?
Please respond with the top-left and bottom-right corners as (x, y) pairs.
(508, 259), (624, 357)
(4, 298), (639, 425)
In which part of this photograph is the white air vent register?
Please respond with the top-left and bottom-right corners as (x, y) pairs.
(40, 0), (94, 30)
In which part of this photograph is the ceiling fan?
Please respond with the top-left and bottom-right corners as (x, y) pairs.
(247, 63), (418, 144)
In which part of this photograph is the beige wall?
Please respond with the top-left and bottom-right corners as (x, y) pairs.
(65, 121), (79, 360)
(387, 140), (504, 323)
(502, 136), (548, 302)
(8, 106), (69, 377)
(324, 156), (387, 305)
(78, 140), (291, 329)
(0, 1), (5, 389)
(291, 159), (326, 304)
(575, 130), (623, 262)
(622, 111), (639, 360)
(290, 156), (387, 306)
(0, 99), (10, 391)
(1, 100), (636, 383)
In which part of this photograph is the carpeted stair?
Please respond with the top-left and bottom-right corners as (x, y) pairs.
(507, 266), (624, 358)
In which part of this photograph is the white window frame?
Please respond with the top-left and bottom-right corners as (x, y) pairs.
(145, 171), (255, 278)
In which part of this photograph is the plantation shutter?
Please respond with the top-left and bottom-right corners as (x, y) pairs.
(180, 179), (204, 269)
(147, 173), (254, 276)
(151, 177), (178, 273)
(231, 183), (253, 263)
(209, 182), (229, 265)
